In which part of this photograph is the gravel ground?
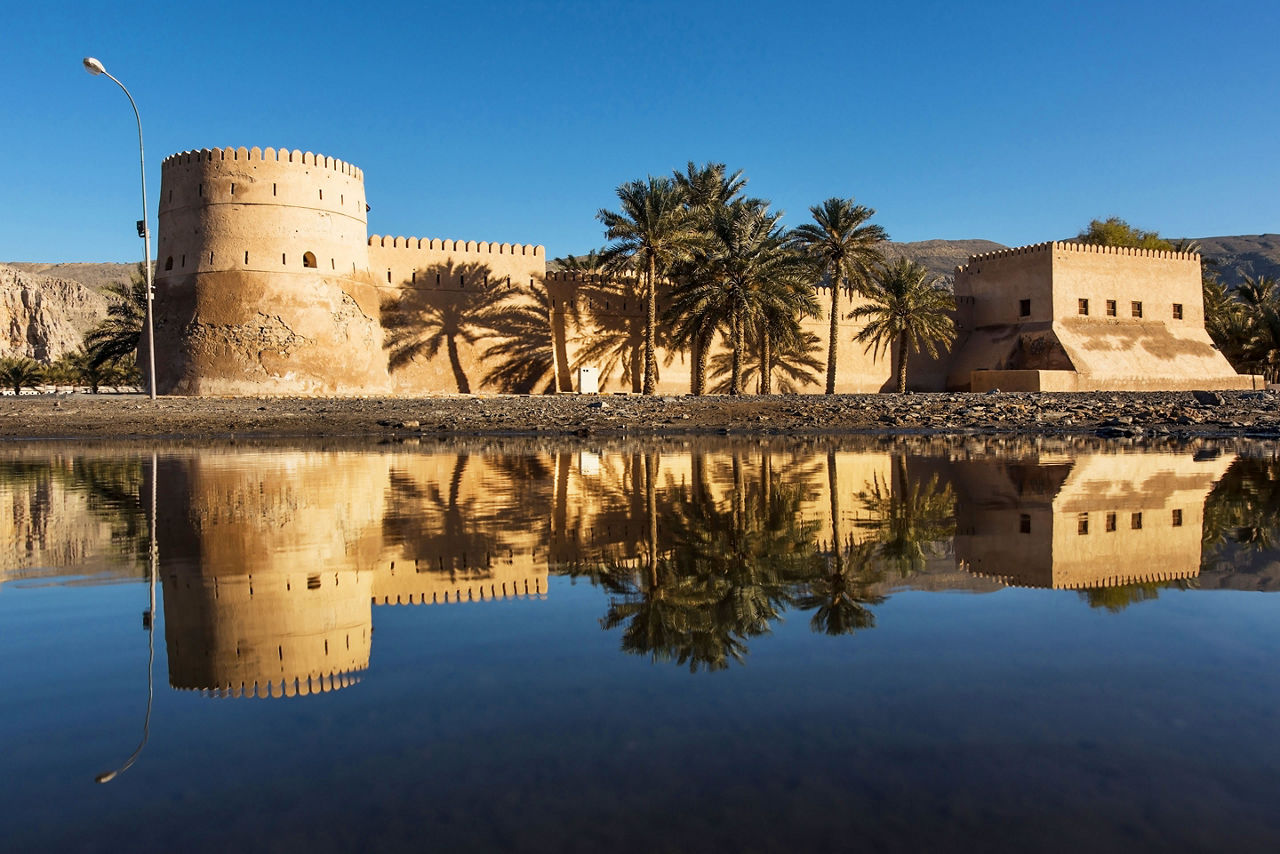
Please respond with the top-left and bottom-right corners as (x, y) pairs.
(0, 389), (1277, 442)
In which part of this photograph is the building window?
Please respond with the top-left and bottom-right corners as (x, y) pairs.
(164, 256), (173, 271)
(1131, 301), (1143, 318)
(1020, 514), (1031, 534)
(1173, 303), (1183, 320)
(244, 252), (249, 264)
(1106, 299), (1117, 317)
(282, 253), (287, 265)
(1078, 298), (1089, 316)
(1172, 509), (1183, 527)
(302, 251), (317, 268)
(1019, 299), (1031, 317)
(1105, 512), (1117, 532)
(1077, 513), (1089, 535)
(230, 182), (235, 196)
(1131, 512), (1143, 530)
(387, 270), (392, 283)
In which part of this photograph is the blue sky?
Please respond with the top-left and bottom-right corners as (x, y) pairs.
(2, 0), (1276, 263)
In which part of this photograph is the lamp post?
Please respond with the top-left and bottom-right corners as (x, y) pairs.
(82, 57), (157, 400)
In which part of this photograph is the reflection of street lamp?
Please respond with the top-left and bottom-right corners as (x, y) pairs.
(96, 452), (159, 783)
(82, 57), (157, 400)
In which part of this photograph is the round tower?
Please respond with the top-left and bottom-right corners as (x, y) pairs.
(154, 146), (391, 395)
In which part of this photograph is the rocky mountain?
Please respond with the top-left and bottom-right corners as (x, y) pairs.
(1193, 235), (1280, 287)
(0, 265), (112, 361)
(884, 239), (1008, 281)
(4, 262), (136, 296)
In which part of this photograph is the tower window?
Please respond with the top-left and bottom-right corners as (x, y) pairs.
(1172, 509), (1183, 527)
(272, 183), (277, 196)
(387, 270), (392, 283)
(303, 251), (317, 268)
(198, 183), (203, 197)
(244, 252), (249, 264)
(1106, 299), (1117, 316)
(230, 182), (235, 196)
(1131, 301), (1143, 318)
(1078, 298), (1089, 315)
(1172, 303), (1183, 320)
(282, 253), (287, 265)
(1019, 514), (1031, 534)
(1019, 299), (1030, 317)
(164, 256), (173, 271)
(1105, 512), (1117, 532)
(1131, 512), (1143, 530)
(319, 189), (323, 200)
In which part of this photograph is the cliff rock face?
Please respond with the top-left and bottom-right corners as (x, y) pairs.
(0, 264), (111, 361)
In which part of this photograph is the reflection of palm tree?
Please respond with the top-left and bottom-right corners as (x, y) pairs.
(856, 456), (956, 576)
(381, 261), (504, 393)
(596, 451), (822, 672)
(1203, 456), (1280, 563)
(795, 452), (885, 635)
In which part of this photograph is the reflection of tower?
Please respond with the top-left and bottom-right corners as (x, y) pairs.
(953, 451), (1235, 589)
(157, 451), (388, 698)
(163, 569), (371, 698)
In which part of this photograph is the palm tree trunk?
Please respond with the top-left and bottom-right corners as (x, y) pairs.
(447, 334), (471, 394)
(693, 328), (708, 396)
(896, 335), (908, 393)
(826, 269), (840, 395)
(644, 255), (657, 395)
(731, 307), (743, 396)
(760, 325), (772, 395)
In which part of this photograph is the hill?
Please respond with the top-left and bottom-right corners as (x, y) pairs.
(1192, 235), (1280, 287)
(0, 264), (112, 361)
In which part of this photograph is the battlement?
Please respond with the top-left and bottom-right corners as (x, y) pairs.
(956, 240), (1200, 274)
(961, 561), (1198, 591)
(171, 666), (366, 700)
(373, 574), (547, 606)
(544, 271), (640, 283)
(162, 146), (363, 180)
(369, 235), (544, 257)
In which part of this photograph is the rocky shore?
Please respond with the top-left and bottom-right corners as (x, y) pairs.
(1, 389), (1278, 442)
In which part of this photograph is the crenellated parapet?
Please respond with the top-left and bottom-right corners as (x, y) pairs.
(369, 235), (543, 257)
(956, 240), (1200, 275)
(162, 146), (363, 180)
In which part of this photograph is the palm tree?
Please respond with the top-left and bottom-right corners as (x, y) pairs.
(850, 258), (956, 393)
(598, 176), (700, 394)
(791, 198), (888, 394)
(0, 357), (45, 395)
(83, 264), (148, 374)
(693, 202), (815, 395)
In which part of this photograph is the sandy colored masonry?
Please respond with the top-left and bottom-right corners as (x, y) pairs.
(152, 146), (1261, 395)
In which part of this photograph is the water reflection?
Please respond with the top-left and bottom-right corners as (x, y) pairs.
(4, 441), (1278, 691)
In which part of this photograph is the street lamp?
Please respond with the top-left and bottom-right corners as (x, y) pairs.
(82, 56), (157, 400)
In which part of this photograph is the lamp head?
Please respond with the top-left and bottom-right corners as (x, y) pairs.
(82, 57), (106, 76)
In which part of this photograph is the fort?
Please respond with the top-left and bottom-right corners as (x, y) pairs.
(153, 146), (1261, 396)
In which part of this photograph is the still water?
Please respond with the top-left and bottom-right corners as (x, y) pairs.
(2, 438), (1279, 852)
